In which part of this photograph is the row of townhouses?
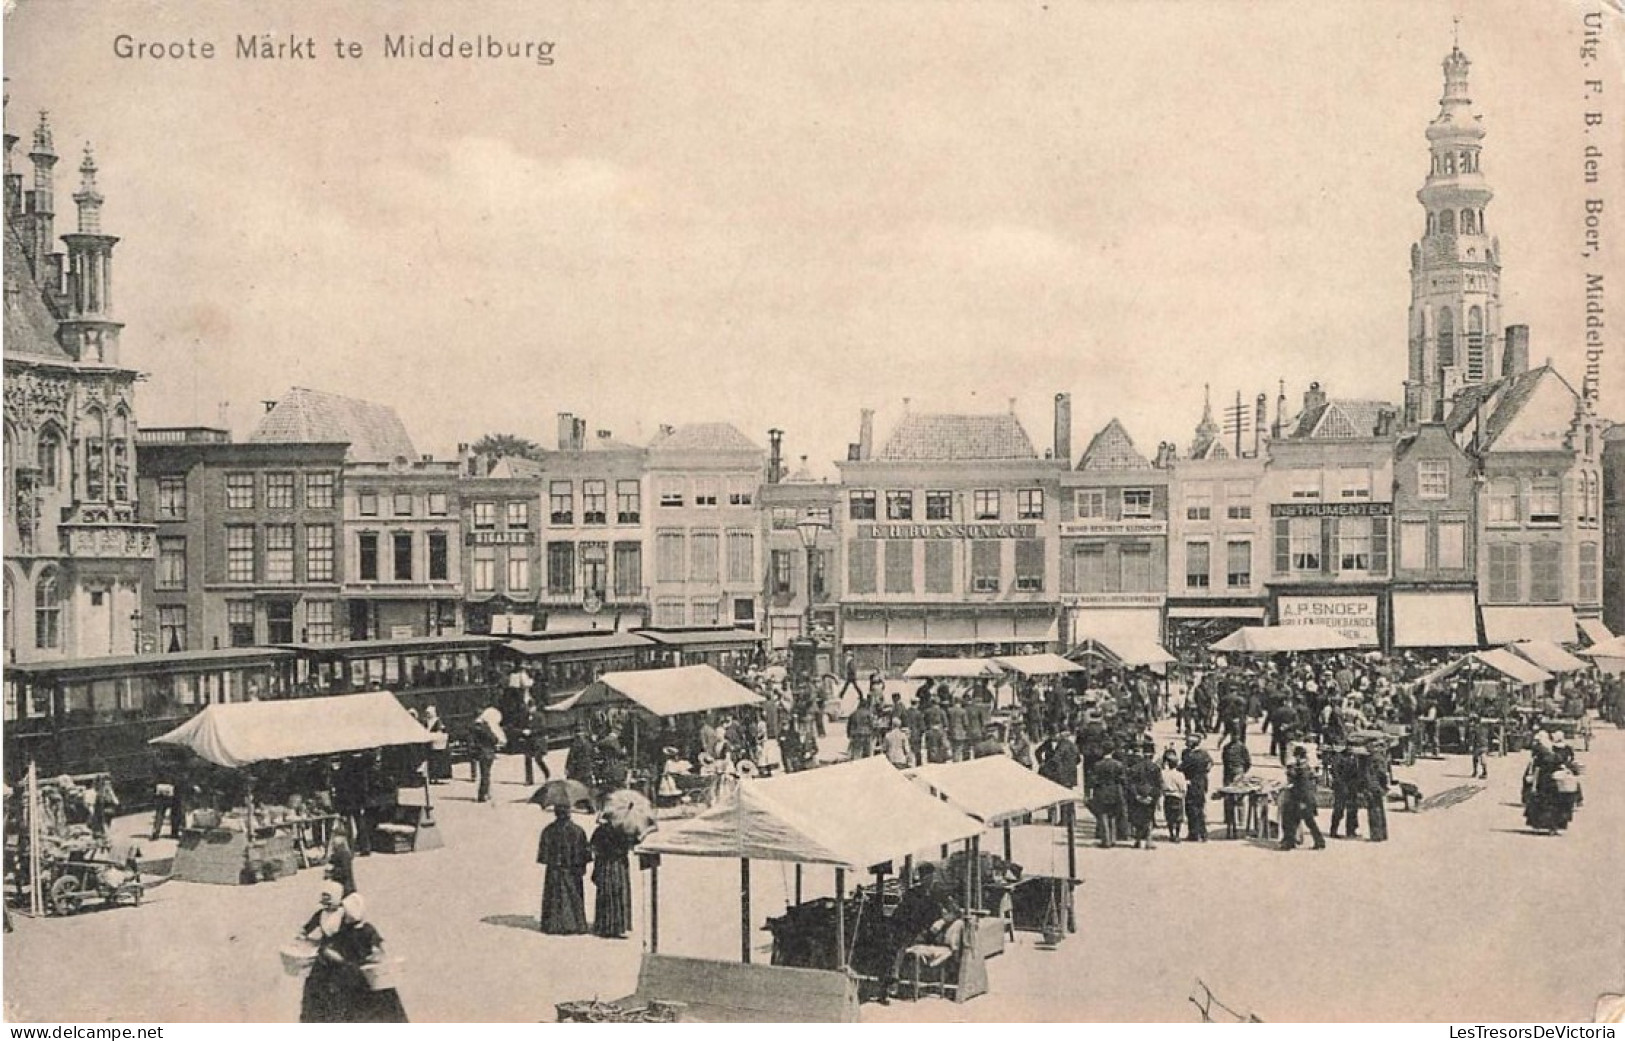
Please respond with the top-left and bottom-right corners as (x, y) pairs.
(5, 46), (1624, 668)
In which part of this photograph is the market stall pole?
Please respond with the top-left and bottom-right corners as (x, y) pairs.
(906, 756), (1083, 941)
(624, 757), (987, 1020)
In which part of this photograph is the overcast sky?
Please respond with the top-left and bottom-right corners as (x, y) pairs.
(5, 0), (1621, 472)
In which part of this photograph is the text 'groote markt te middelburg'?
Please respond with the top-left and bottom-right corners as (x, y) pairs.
(111, 33), (557, 66)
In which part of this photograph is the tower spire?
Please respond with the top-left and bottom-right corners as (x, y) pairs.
(1403, 37), (1501, 427)
(74, 143), (103, 233)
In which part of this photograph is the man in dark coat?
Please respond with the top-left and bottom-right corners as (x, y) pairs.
(1089, 747), (1127, 848)
(1037, 730), (1080, 792)
(876, 864), (960, 1004)
(1328, 743), (1361, 838)
(1124, 745), (1163, 849)
(1363, 740), (1391, 842)
(1268, 700), (1298, 765)
(1179, 735), (1213, 842)
(901, 698), (925, 766)
(1279, 746), (1326, 850)
(846, 699), (875, 760)
(538, 805), (591, 933)
(946, 697), (971, 762)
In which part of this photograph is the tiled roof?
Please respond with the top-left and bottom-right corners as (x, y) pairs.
(875, 413), (1037, 462)
(3, 225), (71, 362)
(487, 457), (544, 479)
(1077, 418), (1150, 470)
(1444, 368), (1576, 451)
(1290, 400), (1395, 440)
(249, 387), (417, 462)
(647, 423), (762, 453)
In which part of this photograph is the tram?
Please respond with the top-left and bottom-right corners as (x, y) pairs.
(3, 647), (298, 789)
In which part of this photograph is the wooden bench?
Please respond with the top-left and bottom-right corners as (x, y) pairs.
(627, 953), (859, 1022)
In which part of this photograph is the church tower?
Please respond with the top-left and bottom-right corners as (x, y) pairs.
(1403, 40), (1502, 426)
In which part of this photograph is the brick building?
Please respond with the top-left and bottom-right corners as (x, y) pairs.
(137, 431), (347, 650)
(836, 404), (1065, 671)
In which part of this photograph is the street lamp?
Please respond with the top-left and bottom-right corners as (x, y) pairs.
(794, 515), (827, 643)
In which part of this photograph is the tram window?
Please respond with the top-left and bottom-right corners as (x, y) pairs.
(366, 657), (386, 689)
(349, 661), (367, 690)
(63, 682), (92, 720)
(174, 674), (199, 706)
(454, 653), (470, 683)
(4, 682), (19, 722)
(383, 655), (401, 686)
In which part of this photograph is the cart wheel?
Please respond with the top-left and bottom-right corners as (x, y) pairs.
(49, 875), (83, 916)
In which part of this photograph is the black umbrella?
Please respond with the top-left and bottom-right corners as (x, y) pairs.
(530, 778), (593, 809)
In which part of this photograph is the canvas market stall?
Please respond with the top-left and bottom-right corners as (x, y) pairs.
(907, 756), (1082, 941)
(1417, 649), (1554, 754)
(1208, 626), (1360, 654)
(627, 757), (987, 1021)
(150, 692), (439, 884)
(547, 665), (763, 792)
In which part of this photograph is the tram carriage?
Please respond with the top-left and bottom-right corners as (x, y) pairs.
(3, 647), (298, 793)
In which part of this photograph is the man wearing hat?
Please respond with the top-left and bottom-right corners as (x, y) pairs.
(1178, 734), (1212, 842)
(1327, 742), (1361, 839)
(1090, 745), (1127, 848)
(1279, 745), (1326, 851)
(1362, 738), (1391, 842)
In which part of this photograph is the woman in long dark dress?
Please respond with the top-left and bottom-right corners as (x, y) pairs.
(334, 894), (409, 1023)
(1523, 737), (1561, 833)
(298, 882), (360, 1023)
(589, 820), (634, 938)
(538, 805), (592, 933)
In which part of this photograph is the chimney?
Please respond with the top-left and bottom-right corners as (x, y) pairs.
(262, 399), (278, 413)
(1053, 392), (1072, 465)
(1375, 408), (1397, 437)
(1253, 393), (1267, 457)
(1502, 324), (1529, 376)
(1303, 381), (1327, 414)
(557, 412), (576, 450)
(1153, 441), (1177, 468)
(767, 428), (784, 484)
(858, 409), (875, 461)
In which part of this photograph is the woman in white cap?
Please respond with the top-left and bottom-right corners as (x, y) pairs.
(335, 893), (408, 1022)
(296, 881), (353, 1022)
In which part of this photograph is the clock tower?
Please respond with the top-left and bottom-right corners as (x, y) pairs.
(1403, 41), (1502, 426)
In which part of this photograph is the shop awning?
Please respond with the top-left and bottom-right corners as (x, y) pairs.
(637, 756), (984, 870)
(1509, 641), (1590, 674)
(560, 664), (762, 717)
(1070, 607), (1161, 645)
(1166, 605), (1267, 620)
(903, 657), (1002, 679)
(1391, 591), (1480, 648)
(993, 653), (1085, 677)
(1420, 649), (1554, 687)
(1481, 606), (1579, 646)
(1581, 634), (1625, 660)
(1068, 636), (1175, 668)
(1209, 626), (1359, 653)
(1580, 619), (1615, 645)
(149, 691), (433, 769)
(907, 757), (1080, 826)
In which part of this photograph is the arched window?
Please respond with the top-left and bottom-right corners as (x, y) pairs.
(1439, 209), (1456, 235)
(37, 425), (61, 488)
(1466, 306), (1486, 380)
(111, 409), (131, 501)
(1461, 209), (1475, 234)
(84, 408), (105, 501)
(1426, 212), (1436, 236)
(35, 568), (61, 649)
(1437, 307), (1455, 366)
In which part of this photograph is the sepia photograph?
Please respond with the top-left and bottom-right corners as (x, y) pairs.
(2, 0), (1623, 1026)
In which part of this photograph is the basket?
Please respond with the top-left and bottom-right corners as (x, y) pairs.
(361, 956), (405, 991)
(1552, 770), (1580, 795)
(279, 942), (318, 977)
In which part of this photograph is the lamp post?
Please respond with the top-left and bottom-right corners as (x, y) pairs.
(794, 515), (827, 645)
